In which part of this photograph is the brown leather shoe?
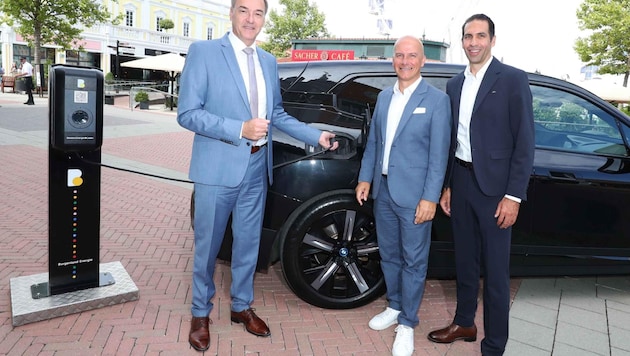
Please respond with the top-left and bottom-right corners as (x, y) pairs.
(230, 308), (271, 337)
(189, 316), (211, 351)
(427, 323), (477, 343)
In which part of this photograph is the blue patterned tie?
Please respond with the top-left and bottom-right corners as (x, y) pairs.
(243, 47), (258, 118)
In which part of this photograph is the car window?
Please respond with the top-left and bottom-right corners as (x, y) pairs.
(335, 75), (396, 117)
(422, 76), (448, 92)
(531, 85), (627, 157)
(334, 75), (449, 117)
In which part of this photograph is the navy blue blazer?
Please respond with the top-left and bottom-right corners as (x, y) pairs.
(445, 57), (535, 200)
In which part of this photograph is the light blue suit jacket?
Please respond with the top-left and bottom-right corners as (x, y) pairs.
(358, 79), (451, 209)
(177, 34), (322, 187)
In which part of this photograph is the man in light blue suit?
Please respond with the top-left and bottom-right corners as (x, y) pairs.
(355, 36), (451, 356)
(177, 0), (337, 351)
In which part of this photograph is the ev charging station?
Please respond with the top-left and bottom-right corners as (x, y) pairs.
(10, 65), (138, 326)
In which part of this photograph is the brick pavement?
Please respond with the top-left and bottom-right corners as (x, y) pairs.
(0, 92), (517, 355)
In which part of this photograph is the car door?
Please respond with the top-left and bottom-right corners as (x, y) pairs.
(518, 83), (630, 275)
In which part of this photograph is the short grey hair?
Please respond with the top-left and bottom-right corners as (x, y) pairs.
(231, 0), (268, 13)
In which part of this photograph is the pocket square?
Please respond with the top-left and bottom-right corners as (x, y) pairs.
(413, 107), (426, 114)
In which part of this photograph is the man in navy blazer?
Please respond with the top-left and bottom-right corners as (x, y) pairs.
(356, 36), (451, 356)
(177, 0), (336, 351)
(427, 14), (535, 356)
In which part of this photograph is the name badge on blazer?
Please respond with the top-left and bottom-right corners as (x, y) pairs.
(413, 107), (426, 114)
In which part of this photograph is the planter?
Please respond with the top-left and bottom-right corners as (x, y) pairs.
(139, 102), (149, 110)
(104, 95), (114, 105)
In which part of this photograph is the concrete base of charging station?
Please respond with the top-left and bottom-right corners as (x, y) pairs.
(9, 261), (139, 326)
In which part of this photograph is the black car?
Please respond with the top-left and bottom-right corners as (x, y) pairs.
(207, 60), (630, 310)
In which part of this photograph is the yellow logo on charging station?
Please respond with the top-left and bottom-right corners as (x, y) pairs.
(67, 169), (84, 187)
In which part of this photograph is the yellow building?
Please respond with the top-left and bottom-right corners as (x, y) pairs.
(0, 0), (231, 81)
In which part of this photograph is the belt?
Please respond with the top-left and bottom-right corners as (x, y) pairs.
(250, 143), (267, 154)
(455, 157), (473, 169)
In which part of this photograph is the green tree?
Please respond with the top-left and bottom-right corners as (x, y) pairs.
(159, 18), (174, 31)
(261, 0), (329, 58)
(0, 0), (119, 77)
(575, 0), (630, 86)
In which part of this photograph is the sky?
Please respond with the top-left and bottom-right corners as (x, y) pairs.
(265, 0), (587, 80)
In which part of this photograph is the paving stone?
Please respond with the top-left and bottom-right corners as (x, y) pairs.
(509, 300), (558, 329)
(508, 317), (554, 352)
(557, 303), (608, 333)
(554, 321), (609, 355)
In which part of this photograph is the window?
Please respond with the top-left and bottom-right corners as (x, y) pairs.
(66, 51), (101, 68)
(207, 26), (214, 40)
(156, 16), (164, 32)
(183, 22), (190, 37)
(125, 10), (134, 27)
(366, 46), (385, 58)
(532, 85), (626, 156)
(336, 76), (396, 118)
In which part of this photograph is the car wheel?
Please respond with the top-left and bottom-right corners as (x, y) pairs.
(279, 190), (385, 309)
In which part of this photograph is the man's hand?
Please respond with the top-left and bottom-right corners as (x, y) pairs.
(415, 199), (437, 224)
(242, 118), (269, 141)
(355, 182), (370, 206)
(439, 188), (451, 217)
(319, 131), (339, 151)
(495, 197), (520, 229)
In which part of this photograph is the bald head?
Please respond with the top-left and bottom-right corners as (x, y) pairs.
(392, 36), (426, 91)
(394, 36), (425, 55)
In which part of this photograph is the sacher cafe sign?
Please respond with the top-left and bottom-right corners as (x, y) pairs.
(291, 49), (355, 61)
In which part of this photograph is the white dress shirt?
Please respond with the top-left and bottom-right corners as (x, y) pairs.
(21, 61), (33, 77)
(228, 32), (267, 146)
(455, 58), (492, 163)
(382, 77), (422, 175)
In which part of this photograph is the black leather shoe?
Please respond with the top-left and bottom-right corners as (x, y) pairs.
(230, 308), (271, 337)
(189, 316), (211, 351)
(427, 323), (477, 343)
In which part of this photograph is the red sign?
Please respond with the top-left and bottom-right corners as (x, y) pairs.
(292, 50), (355, 61)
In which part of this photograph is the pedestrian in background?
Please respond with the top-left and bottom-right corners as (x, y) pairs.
(14, 57), (34, 105)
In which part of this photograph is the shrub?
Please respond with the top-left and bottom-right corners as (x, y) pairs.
(104, 72), (115, 83)
(134, 90), (149, 102)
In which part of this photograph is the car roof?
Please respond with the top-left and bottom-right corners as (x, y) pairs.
(278, 60), (627, 112)
(278, 60), (464, 92)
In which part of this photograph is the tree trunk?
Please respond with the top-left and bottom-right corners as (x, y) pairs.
(33, 25), (42, 93)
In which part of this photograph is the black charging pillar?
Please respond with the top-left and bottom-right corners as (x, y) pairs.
(32, 65), (106, 297)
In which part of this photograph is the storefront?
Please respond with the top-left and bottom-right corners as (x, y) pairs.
(66, 50), (101, 68)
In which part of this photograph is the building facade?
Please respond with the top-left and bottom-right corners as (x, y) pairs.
(0, 0), (231, 81)
(291, 37), (449, 62)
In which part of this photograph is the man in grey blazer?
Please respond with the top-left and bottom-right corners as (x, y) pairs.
(355, 36), (451, 356)
(177, 0), (337, 351)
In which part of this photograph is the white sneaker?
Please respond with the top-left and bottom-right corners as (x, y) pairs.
(392, 325), (414, 356)
(368, 307), (400, 330)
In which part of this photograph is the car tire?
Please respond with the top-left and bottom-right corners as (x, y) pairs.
(279, 189), (385, 309)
